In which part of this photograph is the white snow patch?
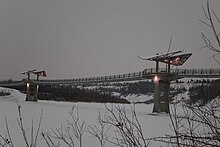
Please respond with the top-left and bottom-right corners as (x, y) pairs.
(0, 85), (217, 146)
(0, 87), (25, 101)
(0, 87), (172, 146)
(122, 93), (154, 103)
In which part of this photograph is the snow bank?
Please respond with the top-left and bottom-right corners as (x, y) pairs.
(0, 87), (25, 101)
(0, 85), (216, 146)
(0, 87), (171, 146)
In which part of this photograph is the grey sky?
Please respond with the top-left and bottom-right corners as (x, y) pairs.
(0, 0), (220, 80)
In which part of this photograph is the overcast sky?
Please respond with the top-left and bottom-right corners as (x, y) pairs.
(0, 0), (220, 80)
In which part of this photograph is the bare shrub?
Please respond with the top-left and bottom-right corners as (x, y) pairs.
(153, 99), (220, 146)
(0, 103), (43, 147)
(42, 106), (87, 147)
(101, 104), (150, 147)
(87, 111), (110, 147)
(200, 0), (220, 64)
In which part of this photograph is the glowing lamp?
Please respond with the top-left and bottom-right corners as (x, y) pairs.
(27, 83), (30, 88)
(154, 75), (159, 82)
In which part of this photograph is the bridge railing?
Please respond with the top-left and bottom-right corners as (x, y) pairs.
(142, 68), (220, 75)
(36, 68), (220, 85)
(36, 71), (144, 85)
(173, 68), (220, 75)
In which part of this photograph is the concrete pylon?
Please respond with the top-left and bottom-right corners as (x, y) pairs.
(26, 82), (31, 101)
(153, 74), (171, 113)
(33, 84), (39, 101)
(25, 82), (38, 102)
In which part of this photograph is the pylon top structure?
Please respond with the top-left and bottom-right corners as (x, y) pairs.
(21, 69), (37, 81)
(147, 51), (192, 66)
(138, 50), (192, 73)
(32, 71), (47, 80)
(21, 69), (47, 81)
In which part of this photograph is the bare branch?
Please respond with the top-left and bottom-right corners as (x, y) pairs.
(34, 110), (43, 146)
(42, 106), (86, 147)
(201, 0), (220, 65)
(4, 117), (14, 147)
(212, 8), (220, 24)
(102, 104), (150, 147)
(17, 105), (29, 147)
(87, 111), (110, 147)
(155, 99), (220, 146)
(199, 19), (212, 28)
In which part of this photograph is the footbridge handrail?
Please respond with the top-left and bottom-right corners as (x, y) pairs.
(35, 71), (144, 85)
(35, 68), (220, 85)
(143, 68), (220, 75)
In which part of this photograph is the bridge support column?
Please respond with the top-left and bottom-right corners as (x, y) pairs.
(33, 84), (39, 101)
(25, 82), (38, 102)
(153, 74), (170, 113)
(26, 82), (31, 101)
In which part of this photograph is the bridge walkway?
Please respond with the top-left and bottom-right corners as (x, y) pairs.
(0, 68), (220, 87)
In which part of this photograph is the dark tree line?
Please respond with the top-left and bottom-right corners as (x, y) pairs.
(0, 90), (10, 96)
(120, 81), (154, 96)
(188, 79), (220, 105)
(94, 81), (155, 96)
(38, 85), (130, 104)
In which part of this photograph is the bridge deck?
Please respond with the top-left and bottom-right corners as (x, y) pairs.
(0, 68), (220, 87)
(33, 68), (220, 85)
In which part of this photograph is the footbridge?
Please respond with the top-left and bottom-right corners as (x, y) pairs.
(0, 68), (220, 114)
(1, 51), (220, 113)
(1, 68), (220, 87)
(35, 68), (220, 85)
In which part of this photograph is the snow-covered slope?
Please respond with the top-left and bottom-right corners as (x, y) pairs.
(113, 92), (154, 103)
(83, 79), (199, 103)
(0, 87), (172, 146)
(0, 87), (25, 101)
(0, 81), (216, 146)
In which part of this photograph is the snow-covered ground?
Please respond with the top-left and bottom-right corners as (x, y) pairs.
(0, 86), (194, 146)
(118, 93), (154, 103)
